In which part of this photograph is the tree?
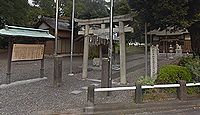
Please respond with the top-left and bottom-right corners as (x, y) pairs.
(32, 0), (55, 17)
(63, 0), (109, 19)
(114, 0), (131, 15)
(0, 0), (30, 26)
(128, 0), (200, 56)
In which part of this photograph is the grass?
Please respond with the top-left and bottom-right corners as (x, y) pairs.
(126, 46), (145, 55)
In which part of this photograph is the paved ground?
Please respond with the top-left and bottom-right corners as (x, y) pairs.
(0, 52), (195, 115)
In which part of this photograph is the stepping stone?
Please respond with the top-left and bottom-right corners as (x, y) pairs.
(70, 90), (82, 95)
(81, 86), (88, 90)
(91, 83), (99, 86)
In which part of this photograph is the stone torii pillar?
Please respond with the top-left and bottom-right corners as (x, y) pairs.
(99, 24), (106, 67)
(119, 21), (126, 84)
(82, 25), (89, 79)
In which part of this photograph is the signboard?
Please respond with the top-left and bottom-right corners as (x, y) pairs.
(12, 44), (44, 61)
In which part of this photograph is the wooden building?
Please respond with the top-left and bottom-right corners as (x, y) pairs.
(148, 28), (192, 53)
(36, 17), (83, 55)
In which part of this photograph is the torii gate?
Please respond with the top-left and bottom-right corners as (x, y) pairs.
(75, 14), (133, 84)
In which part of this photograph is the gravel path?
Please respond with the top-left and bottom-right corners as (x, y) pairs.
(0, 52), (179, 115)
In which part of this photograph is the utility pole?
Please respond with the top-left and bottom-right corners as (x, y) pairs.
(109, 0), (114, 88)
(54, 0), (59, 55)
(54, 0), (62, 87)
(145, 22), (148, 77)
(69, 0), (75, 76)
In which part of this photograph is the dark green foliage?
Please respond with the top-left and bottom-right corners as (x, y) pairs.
(128, 0), (200, 56)
(128, 0), (190, 29)
(156, 65), (192, 84)
(0, 16), (6, 29)
(114, 0), (131, 15)
(0, 39), (7, 49)
(32, 0), (55, 17)
(62, 0), (109, 19)
(0, 0), (30, 26)
(179, 57), (200, 81)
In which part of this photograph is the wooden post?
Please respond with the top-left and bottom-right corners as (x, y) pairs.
(144, 22), (148, 77)
(82, 25), (89, 79)
(40, 42), (45, 78)
(119, 21), (127, 84)
(99, 45), (102, 67)
(135, 83), (142, 103)
(7, 39), (13, 84)
(40, 58), (44, 78)
(177, 80), (187, 101)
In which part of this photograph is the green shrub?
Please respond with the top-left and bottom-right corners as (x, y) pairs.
(179, 57), (193, 66)
(137, 76), (155, 85)
(156, 65), (192, 84)
(179, 57), (200, 81)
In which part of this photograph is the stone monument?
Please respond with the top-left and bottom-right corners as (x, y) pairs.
(150, 45), (158, 78)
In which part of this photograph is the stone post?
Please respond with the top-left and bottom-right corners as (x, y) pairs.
(150, 45), (158, 78)
(53, 56), (62, 87)
(119, 21), (126, 84)
(135, 83), (142, 103)
(82, 25), (89, 79)
(87, 85), (95, 105)
(177, 80), (187, 101)
(101, 58), (109, 96)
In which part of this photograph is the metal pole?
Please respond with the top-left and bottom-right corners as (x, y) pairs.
(69, 0), (75, 76)
(109, 0), (114, 88)
(145, 22), (148, 77)
(54, 0), (59, 55)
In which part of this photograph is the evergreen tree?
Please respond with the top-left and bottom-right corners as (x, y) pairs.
(0, 0), (30, 26)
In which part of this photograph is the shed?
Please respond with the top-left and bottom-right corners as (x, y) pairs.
(36, 17), (83, 55)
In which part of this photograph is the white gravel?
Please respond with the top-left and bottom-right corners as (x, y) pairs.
(0, 52), (178, 114)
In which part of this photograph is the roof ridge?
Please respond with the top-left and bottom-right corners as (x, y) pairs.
(42, 16), (69, 23)
(6, 25), (49, 32)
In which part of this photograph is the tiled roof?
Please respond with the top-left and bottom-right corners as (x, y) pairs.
(37, 17), (71, 31)
(0, 25), (55, 39)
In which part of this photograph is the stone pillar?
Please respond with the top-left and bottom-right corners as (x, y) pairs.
(119, 21), (126, 84)
(87, 85), (95, 105)
(177, 80), (187, 101)
(53, 56), (62, 87)
(82, 25), (89, 79)
(150, 45), (158, 78)
(135, 83), (142, 103)
(101, 58), (109, 96)
(99, 24), (106, 67)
